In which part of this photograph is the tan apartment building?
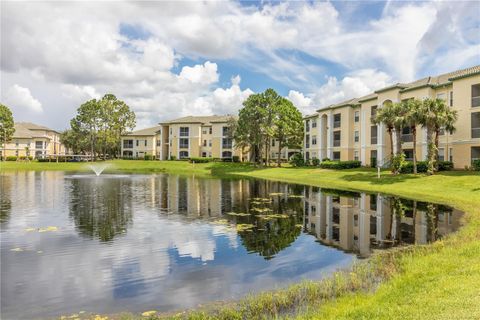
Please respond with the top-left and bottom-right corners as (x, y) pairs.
(121, 125), (162, 159)
(121, 115), (299, 161)
(304, 65), (480, 169)
(2, 122), (64, 159)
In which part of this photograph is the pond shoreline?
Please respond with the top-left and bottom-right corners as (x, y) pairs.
(2, 160), (480, 319)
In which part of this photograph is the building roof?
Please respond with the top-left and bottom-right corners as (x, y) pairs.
(160, 115), (237, 125)
(12, 122), (58, 139)
(314, 64), (479, 112)
(125, 125), (162, 136)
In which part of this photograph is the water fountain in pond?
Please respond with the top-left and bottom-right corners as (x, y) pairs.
(87, 163), (111, 176)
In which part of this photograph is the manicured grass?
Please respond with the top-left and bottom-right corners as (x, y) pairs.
(2, 160), (480, 320)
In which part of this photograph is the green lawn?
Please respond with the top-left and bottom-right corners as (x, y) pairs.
(2, 160), (480, 320)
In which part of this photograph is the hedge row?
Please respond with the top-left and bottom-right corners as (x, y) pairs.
(319, 160), (362, 169)
(472, 159), (480, 171)
(400, 161), (454, 173)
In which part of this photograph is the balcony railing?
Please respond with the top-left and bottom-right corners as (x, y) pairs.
(333, 121), (341, 128)
(472, 96), (480, 108)
(401, 134), (413, 143)
(371, 136), (378, 145)
(472, 127), (480, 139)
(333, 140), (341, 147)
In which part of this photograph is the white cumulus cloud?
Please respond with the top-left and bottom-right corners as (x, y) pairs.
(4, 84), (43, 113)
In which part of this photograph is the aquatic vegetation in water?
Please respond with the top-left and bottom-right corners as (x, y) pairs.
(251, 207), (272, 213)
(25, 226), (59, 233)
(211, 219), (230, 225)
(236, 224), (255, 232)
(287, 194), (304, 198)
(269, 192), (285, 196)
(257, 214), (289, 220)
(226, 212), (251, 217)
(250, 197), (272, 202)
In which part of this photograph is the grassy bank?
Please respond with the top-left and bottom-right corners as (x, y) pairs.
(2, 160), (480, 319)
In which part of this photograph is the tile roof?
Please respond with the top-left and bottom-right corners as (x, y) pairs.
(12, 122), (58, 139)
(161, 115), (237, 125)
(126, 125), (162, 136)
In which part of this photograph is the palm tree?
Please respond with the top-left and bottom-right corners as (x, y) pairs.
(419, 98), (458, 175)
(373, 102), (397, 159)
(403, 99), (423, 174)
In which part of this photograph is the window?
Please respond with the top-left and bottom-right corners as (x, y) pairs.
(371, 106), (377, 118)
(15, 150), (18, 156)
(312, 135), (317, 145)
(179, 127), (189, 137)
(222, 138), (232, 149)
(472, 84), (480, 107)
(179, 138), (189, 149)
(438, 148), (445, 161)
(305, 120), (310, 132)
(449, 148), (453, 162)
(333, 113), (341, 128)
(370, 194), (377, 210)
(371, 126), (378, 145)
(202, 128), (207, 134)
(202, 152), (207, 157)
(35, 141), (43, 149)
(403, 149), (413, 161)
(436, 93), (446, 100)
(209, 140), (212, 147)
(222, 151), (232, 158)
(179, 151), (189, 159)
(450, 91), (453, 107)
(354, 111), (360, 122)
(333, 131), (341, 147)
(472, 112), (480, 138)
(333, 151), (341, 160)
(209, 127), (212, 134)
(312, 119), (317, 128)
(222, 126), (230, 136)
(123, 150), (133, 158)
(156, 139), (161, 147)
(354, 150), (359, 161)
(203, 140), (207, 147)
(439, 126), (445, 136)
(402, 127), (413, 142)
(272, 139), (275, 147)
(305, 134), (310, 148)
(136, 140), (139, 147)
(354, 131), (359, 143)
(472, 147), (480, 164)
(144, 140), (147, 147)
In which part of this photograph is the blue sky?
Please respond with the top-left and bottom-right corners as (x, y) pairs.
(1, 1), (479, 129)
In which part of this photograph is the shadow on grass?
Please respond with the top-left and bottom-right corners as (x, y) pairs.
(338, 171), (422, 185)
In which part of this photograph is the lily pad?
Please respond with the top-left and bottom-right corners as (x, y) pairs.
(226, 212), (251, 217)
(236, 224), (254, 232)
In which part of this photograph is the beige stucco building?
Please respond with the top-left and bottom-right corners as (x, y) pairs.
(1, 122), (64, 159)
(304, 65), (480, 169)
(121, 115), (300, 161)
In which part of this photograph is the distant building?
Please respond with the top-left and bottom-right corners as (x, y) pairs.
(2, 122), (64, 159)
(303, 65), (480, 169)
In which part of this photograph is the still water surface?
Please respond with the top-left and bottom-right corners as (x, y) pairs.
(0, 172), (463, 319)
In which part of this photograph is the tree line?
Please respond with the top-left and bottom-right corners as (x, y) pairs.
(374, 97), (457, 175)
(61, 94), (135, 160)
(229, 88), (304, 166)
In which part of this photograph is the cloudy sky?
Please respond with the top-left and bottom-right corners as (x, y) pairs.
(1, 1), (479, 130)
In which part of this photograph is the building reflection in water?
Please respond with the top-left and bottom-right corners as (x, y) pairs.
(303, 186), (463, 258)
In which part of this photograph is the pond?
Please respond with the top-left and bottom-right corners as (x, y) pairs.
(0, 172), (463, 319)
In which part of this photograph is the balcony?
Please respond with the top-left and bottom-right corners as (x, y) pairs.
(401, 134), (413, 143)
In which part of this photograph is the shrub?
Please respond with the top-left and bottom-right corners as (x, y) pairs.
(391, 153), (406, 174)
(6, 156), (17, 161)
(311, 158), (320, 166)
(473, 159), (480, 171)
(320, 160), (361, 169)
(232, 156), (240, 163)
(37, 158), (50, 162)
(400, 161), (428, 174)
(144, 154), (154, 160)
(289, 153), (305, 167)
(437, 161), (454, 171)
(169, 155), (176, 161)
(189, 157), (213, 163)
(222, 157), (233, 162)
(370, 157), (377, 168)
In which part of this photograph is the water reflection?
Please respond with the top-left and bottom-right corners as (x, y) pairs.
(0, 172), (463, 319)
(303, 186), (463, 258)
(68, 177), (133, 242)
